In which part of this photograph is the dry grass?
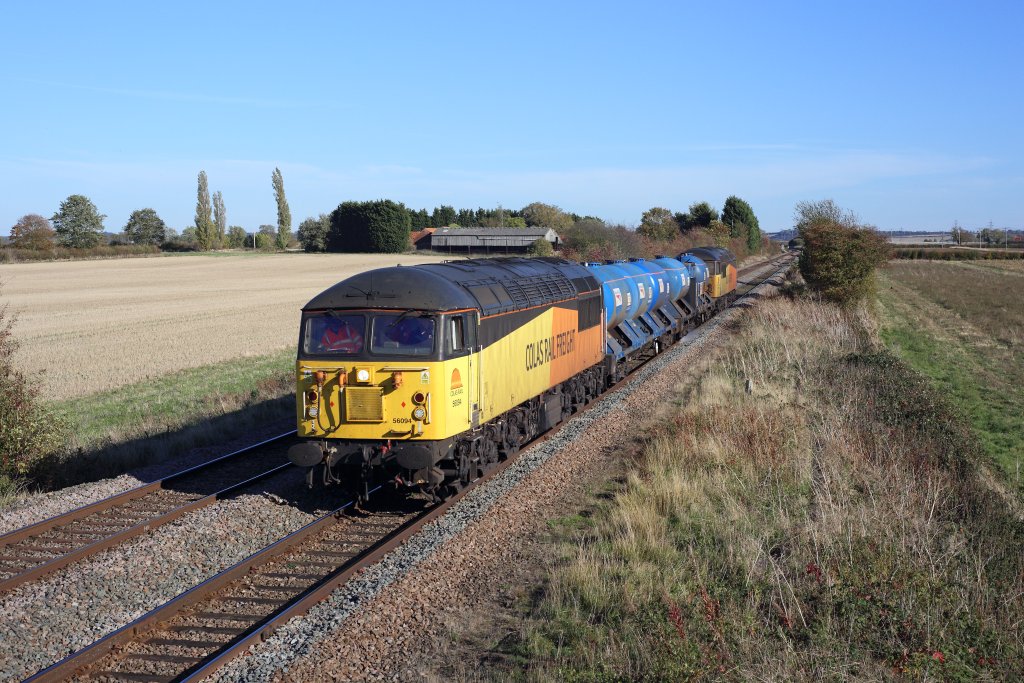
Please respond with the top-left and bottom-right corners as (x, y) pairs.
(886, 260), (1024, 347)
(0, 252), (450, 401)
(504, 292), (1024, 681)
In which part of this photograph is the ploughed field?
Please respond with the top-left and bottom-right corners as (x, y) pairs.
(1, 252), (450, 401)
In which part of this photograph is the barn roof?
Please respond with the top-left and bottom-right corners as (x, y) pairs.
(430, 227), (561, 247)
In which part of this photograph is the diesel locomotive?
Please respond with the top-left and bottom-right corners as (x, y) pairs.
(287, 248), (738, 501)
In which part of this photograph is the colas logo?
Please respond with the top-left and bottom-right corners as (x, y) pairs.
(450, 368), (463, 389)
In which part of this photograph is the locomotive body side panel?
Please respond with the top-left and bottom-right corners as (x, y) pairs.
(477, 300), (602, 423)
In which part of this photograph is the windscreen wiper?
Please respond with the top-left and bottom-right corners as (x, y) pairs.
(385, 309), (423, 331)
(325, 309), (357, 328)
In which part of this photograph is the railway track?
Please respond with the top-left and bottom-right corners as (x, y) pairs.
(0, 432), (302, 596)
(20, 254), (794, 683)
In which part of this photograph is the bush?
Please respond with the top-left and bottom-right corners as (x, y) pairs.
(899, 248), (1024, 262)
(0, 287), (66, 481)
(254, 233), (272, 249)
(798, 222), (891, 304)
(327, 199), (411, 253)
(0, 244), (162, 262)
(298, 214), (330, 253)
(159, 241), (197, 253)
(226, 226), (247, 249)
(529, 238), (553, 257)
(557, 220), (775, 265)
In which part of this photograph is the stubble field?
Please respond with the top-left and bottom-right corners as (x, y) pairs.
(1, 252), (450, 401)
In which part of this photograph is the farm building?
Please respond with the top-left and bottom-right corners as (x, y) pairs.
(409, 227), (436, 250)
(427, 227), (561, 255)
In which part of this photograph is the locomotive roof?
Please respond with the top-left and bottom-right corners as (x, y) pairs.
(302, 257), (601, 317)
(678, 246), (737, 264)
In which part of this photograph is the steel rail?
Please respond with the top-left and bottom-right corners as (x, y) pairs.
(23, 256), (796, 683)
(0, 431), (298, 594)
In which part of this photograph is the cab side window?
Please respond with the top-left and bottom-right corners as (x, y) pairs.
(445, 313), (477, 356)
(449, 316), (465, 352)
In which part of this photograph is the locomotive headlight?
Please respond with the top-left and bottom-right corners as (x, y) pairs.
(308, 407), (319, 417)
(307, 390), (318, 402)
(356, 369), (370, 382)
(413, 407), (426, 420)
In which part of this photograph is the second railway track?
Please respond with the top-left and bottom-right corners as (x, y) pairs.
(17, 253), (794, 683)
(0, 432), (303, 596)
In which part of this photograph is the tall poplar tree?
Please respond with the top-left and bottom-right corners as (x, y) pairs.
(272, 168), (292, 249)
(194, 171), (214, 250)
(212, 191), (226, 247)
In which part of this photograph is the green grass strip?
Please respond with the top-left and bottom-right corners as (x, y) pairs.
(878, 281), (1024, 475)
(50, 347), (296, 448)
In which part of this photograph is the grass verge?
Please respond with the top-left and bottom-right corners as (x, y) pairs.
(491, 292), (1024, 681)
(877, 262), (1024, 475)
(31, 348), (296, 489)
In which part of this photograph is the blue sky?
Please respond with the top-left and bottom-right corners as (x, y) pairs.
(2, 1), (1021, 235)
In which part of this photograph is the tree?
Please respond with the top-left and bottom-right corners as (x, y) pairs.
(950, 224), (970, 245)
(123, 208), (167, 245)
(254, 233), (272, 249)
(521, 202), (574, 232)
(298, 214), (331, 253)
(195, 171), (215, 251)
(706, 220), (730, 247)
(259, 224), (276, 236)
(431, 205), (457, 228)
(793, 199), (858, 234)
(798, 209), (892, 305)
(52, 195), (106, 248)
(327, 200), (411, 253)
(213, 191), (226, 247)
(226, 226), (247, 248)
(676, 201), (719, 232)
(529, 238), (553, 257)
(636, 207), (678, 241)
(9, 214), (56, 250)
(721, 195), (762, 252)
(181, 226), (198, 243)
(410, 208), (431, 232)
(272, 168), (292, 249)
(506, 216), (527, 227)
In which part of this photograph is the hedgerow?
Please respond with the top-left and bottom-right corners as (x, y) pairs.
(0, 286), (67, 487)
(0, 244), (161, 263)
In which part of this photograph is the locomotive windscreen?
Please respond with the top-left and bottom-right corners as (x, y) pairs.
(304, 314), (366, 354)
(369, 314), (436, 356)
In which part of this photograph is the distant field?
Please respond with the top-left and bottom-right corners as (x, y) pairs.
(0, 252), (450, 401)
(878, 260), (1024, 472)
